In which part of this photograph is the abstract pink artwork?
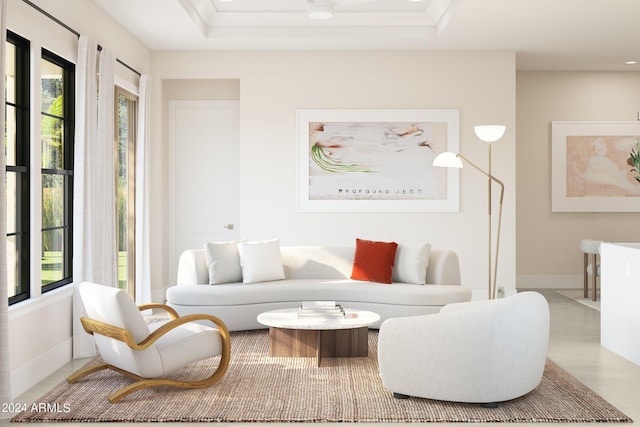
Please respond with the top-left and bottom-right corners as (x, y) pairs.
(566, 135), (640, 197)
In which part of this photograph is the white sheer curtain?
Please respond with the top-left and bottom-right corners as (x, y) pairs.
(72, 36), (98, 358)
(95, 49), (117, 283)
(72, 36), (118, 358)
(0, 0), (14, 411)
(135, 75), (152, 304)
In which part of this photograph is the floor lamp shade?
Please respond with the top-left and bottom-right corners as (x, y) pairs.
(432, 152), (463, 168)
(474, 125), (506, 143)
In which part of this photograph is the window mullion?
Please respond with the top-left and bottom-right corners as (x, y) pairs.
(30, 45), (43, 299)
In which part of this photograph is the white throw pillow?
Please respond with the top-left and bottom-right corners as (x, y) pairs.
(237, 239), (286, 284)
(392, 242), (431, 285)
(203, 241), (244, 285)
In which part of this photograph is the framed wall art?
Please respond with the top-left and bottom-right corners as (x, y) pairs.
(297, 109), (460, 212)
(551, 121), (640, 212)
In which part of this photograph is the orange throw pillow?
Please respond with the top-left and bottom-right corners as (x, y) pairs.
(351, 238), (398, 284)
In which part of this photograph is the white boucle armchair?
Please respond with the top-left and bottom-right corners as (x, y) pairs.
(377, 291), (550, 407)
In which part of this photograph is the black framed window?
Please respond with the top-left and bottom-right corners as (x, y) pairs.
(5, 31), (31, 305)
(40, 49), (74, 292)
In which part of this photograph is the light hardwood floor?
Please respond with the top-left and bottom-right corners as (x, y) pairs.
(3, 289), (639, 426)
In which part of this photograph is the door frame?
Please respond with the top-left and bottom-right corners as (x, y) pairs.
(168, 100), (240, 284)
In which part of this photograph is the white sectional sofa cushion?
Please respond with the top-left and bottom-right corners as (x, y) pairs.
(236, 239), (286, 283)
(204, 241), (244, 284)
(392, 242), (431, 284)
(166, 245), (471, 331)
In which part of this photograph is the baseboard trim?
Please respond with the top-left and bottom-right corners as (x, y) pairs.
(517, 274), (582, 289)
(12, 338), (72, 399)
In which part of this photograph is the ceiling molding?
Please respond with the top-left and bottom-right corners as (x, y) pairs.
(178, 0), (462, 40)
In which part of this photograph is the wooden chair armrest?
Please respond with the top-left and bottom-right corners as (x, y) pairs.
(81, 314), (231, 352)
(138, 303), (180, 319)
(139, 314), (230, 350)
(80, 317), (138, 348)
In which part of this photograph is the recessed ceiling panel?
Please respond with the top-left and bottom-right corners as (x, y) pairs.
(186, 0), (459, 25)
(178, 0), (462, 45)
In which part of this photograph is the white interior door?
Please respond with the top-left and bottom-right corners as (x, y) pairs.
(169, 100), (240, 283)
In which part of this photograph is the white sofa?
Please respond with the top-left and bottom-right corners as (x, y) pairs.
(166, 245), (471, 331)
(378, 291), (550, 406)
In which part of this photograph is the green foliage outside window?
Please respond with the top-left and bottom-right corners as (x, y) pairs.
(41, 88), (64, 253)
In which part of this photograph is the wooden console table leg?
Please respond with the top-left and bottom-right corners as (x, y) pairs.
(316, 331), (321, 367)
(592, 253), (598, 302)
(584, 253), (589, 299)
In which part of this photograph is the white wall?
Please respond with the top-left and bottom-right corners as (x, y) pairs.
(151, 50), (517, 300)
(6, 0), (151, 398)
(516, 71), (640, 289)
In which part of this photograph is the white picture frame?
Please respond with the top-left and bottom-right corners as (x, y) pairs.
(297, 109), (460, 212)
(551, 121), (640, 212)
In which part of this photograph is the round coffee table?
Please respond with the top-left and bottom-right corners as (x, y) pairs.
(257, 308), (380, 367)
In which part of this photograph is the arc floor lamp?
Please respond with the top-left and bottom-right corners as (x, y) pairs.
(433, 125), (506, 300)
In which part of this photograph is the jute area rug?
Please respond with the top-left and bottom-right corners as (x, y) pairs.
(12, 330), (631, 423)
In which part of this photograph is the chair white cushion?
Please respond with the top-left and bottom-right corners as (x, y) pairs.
(79, 282), (157, 376)
(79, 282), (149, 342)
(392, 242), (431, 284)
(149, 321), (223, 375)
(204, 241), (244, 284)
(237, 239), (285, 284)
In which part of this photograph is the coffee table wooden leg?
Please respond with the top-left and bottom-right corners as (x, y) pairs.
(319, 327), (369, 358)
(269, 328), (318, 357)
(268, 326), (368, 367)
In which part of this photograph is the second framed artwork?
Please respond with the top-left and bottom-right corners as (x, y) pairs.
(297, 109), (460, 212)
(551, 121), (640, 212)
